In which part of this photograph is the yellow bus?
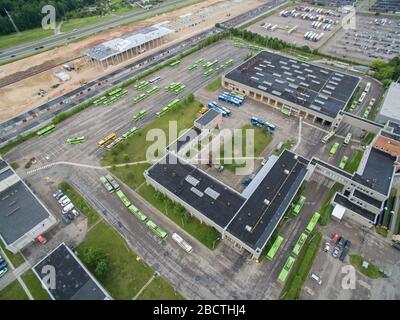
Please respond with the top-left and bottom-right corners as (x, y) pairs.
(98, 132), (116, 148)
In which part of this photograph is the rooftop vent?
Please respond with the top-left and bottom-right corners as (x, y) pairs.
(264, 199), (270, 205)
(245, 225), (252, 232)
(284, 169), (290, 175)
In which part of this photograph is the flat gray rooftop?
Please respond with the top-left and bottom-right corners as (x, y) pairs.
(225, 51), (360, 119)
(0, 180), (50, 245)
(379, 82), (400, 121)
(33, 243), (110, 300)
(195, 109), (220, 127)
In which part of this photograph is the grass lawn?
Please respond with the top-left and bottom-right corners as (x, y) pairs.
(59, 181), (100, 227)
(137, 276), (185, 300)
(137, 184), (221, 249)
(21, 270), (49, 300)
(220, 124), (273, 173)
(101, 99), (221, 249)
(344, 150), (364, 174)
(76, 220), (154, 299)
(0, 241), (25, 268)
(0, 28), (53, 51)
(395, 208), (400, 235)
(102, 100), (202, 166)
(274, 140), (295, 156)
(281, 232), (322, 300)
(319, 183), (343, 226)
(205, 77), (222, 92)
(61, 15), (112, 33)
(0, 280), (29, 300)
(350, 255), (382, 279)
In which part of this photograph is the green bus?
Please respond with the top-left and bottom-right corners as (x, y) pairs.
(128, 204), (147, 222)
(293, 195), (306, 216)
(134, 81), (150, 90)
(329, 142), (340, 157)
(122, 127), (138, 140)
(204, 68), (213, 76)
(145, 220), (168, 239)
(100, 176), (114, 193)
(133, 109), (147, 122)
(67, 136), (85, 144)
(278, 256), (296, 283)
(167, 98), (181, 109)
(116, 190), (131, 208)
(195, 58), (204, 64)
(292, 233), (308, 256)
(306, 212), (320, 234)
(339, 155), (349, 169)
(133, 93), (148, 104)
(266, 236), (284, 261)
(225, 58), (233, 66)
(169, 60), (181, 67)
(156, 106), (169, 118)
(37, 124), (56, 136)
(188, 64), (198, 71)
(146, 86), (159, 96)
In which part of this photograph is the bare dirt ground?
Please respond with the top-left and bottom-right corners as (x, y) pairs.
(0, 0), (262, 122)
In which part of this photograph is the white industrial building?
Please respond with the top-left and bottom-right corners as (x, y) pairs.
(84, 24), (173, 68)
(376, 82), (400, 124)
(0, 158), (56, 253)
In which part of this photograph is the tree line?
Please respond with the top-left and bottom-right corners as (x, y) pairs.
(0, 0), (101, 35)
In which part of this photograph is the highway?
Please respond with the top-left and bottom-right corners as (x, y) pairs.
(0, 0), (289, 146)
(0, 0), (200, 63)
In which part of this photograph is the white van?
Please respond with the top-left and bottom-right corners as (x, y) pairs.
(58, 195), (68, 204)
(311, 273), (322, 285)
(60, 197), (71, 207)
(62, 203), (74, 214)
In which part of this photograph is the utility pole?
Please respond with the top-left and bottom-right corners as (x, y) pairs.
(4, 8), (20, 33)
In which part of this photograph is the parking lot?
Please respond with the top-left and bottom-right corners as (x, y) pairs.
(246, 5), (342, 49)
(301, 219), (400, 300)
(322, 15), (400, 63)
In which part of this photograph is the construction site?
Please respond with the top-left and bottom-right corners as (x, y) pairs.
(0, 0), (263, 123)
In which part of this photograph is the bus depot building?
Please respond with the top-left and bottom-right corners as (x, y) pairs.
(222, 51), (360, 128)
(0, 158), (56, 253)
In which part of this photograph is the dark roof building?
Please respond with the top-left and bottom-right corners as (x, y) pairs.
(33, 243), (112, 300)
(223, 51), (359, 124)
(0, 158), (56, 253)
(145, 150), (308, 257)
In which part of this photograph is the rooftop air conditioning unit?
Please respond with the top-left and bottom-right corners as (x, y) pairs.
(264, 199), (270, 205)
(245, 225), (252, 232)
(284, 169), (290, 175)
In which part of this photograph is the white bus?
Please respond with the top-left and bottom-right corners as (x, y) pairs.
(322, 131), (335, 144)
(172, 233), (193, 253)
(364, 82), (371, 94)
(344, 132), (352, 146)
(358, 91), (367, 104)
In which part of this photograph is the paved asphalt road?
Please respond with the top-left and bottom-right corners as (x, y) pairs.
(0, 0), (198, 63)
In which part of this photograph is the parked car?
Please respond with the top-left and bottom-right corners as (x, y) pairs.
(62, 203), (74, 214)
(36, 235), (47, 245)
(66, 212), (75, 221)
(0, 261), (7, 270)
(332, 246), (340, 258)
(0, 254), (4, 263)
(0, 268), (8, 278)
(60, 198), (71, 207)
(71, 209), (80, 217)
(53, 190), (63, 199)
(261, 158), (267, 166)
(339, 248), (349, 262)
(323, 241), (330, 252)
(331, 233), (339, 245)
(310, 273), (322, 285)
(58, 195), (68, 204)
(337, 236), (344, 249)
(62, 214), (71, 225)
(344, 239), (351, 250)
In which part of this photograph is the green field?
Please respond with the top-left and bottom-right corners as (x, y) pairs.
(137, 184), (221, 249)
(344, 150), (364, 174)
(59, 181), (100, 227)
(0, 28), (53, 51)
(76, 221), (154, 300)
(220, 124), (273, 172)
(0, 241), (25, 268)
(61, 15), (113, 33)
(350, 255), (382, 279)
(281, 232), (322, 300)
(21, 270), (49, 300)
(137, 276), (185, 300)
(0, 280), (29, 300)
(205, 77), (222, 92)
(318, 183), (343, 226)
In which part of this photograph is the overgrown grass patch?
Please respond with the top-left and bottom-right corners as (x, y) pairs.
(76, 221), (154, 299)
(59, 181), (100, 227)
(0, 241), (25, 268)
(137, 275), (185, 300)
(0, 280), (29, 300)
(21, 270), (49, 300)
(350, 255), (382, 279)
(344, 150), (364, 174)
(319, 183), (343, 226)
(137, 184), (221, 250)
(205, 77), (222, 92)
